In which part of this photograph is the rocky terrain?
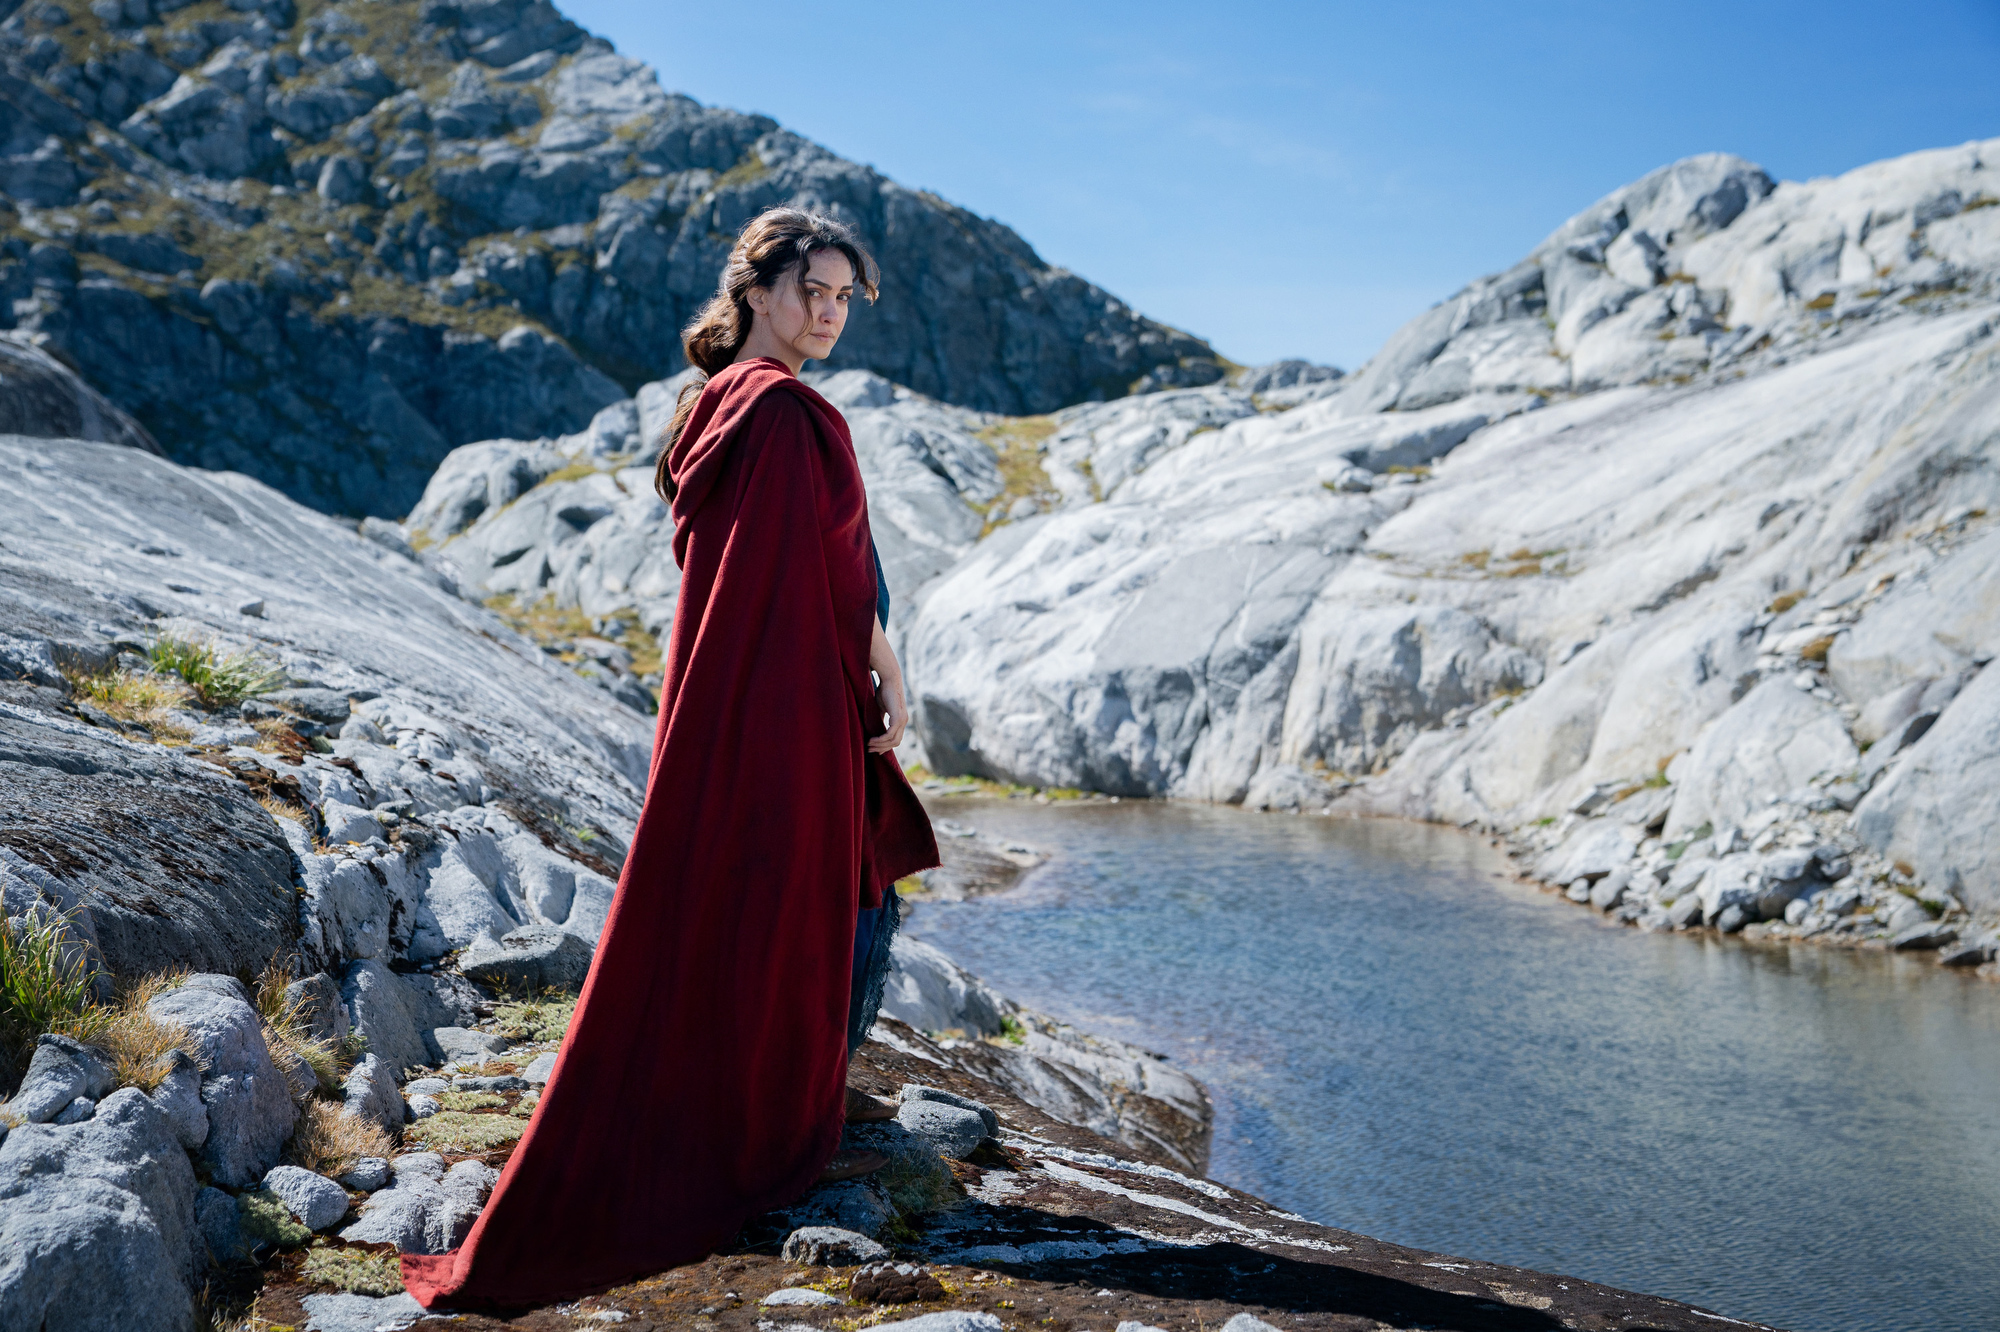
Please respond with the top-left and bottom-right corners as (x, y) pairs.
(392, 137), (2000, 959)
(0, 0), (1225, 516)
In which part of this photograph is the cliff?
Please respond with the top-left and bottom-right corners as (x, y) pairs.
(0, 0), (1225, 516)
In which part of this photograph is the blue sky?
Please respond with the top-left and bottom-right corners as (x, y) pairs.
(557, 0), (2000, 370)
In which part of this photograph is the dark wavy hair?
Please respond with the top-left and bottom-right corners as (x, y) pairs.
(654, 207), (879, 501)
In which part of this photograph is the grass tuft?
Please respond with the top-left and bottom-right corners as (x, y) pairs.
(254, 955), (344, 1092)
(147, 635), (286, 707)
(0, 907), (109, 1064)
(286, 1100), (396, 1178)
(1767, 590), (1805, 614)
(439, 1090), (505, 1111)
(238, 1189), (312, 1251)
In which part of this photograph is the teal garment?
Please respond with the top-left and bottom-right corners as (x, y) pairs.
(850, 533), (895, 1051)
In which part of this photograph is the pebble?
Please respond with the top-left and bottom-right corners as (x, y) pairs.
(403, 1078), (450, 1097)
(522, 1051), (557, 1085)
(407, 1094), (441, 1119)
(262, 1164), (350, 1231)
(338, 1157), (392, 1192)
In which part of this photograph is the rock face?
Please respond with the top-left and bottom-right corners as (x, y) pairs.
(0, 0), (1222, 517)
(0, 1088), (202, 1332)
(871, 139), (2000, 920)
(148, 975), (297, 1189)
(0, 330), (158, 450)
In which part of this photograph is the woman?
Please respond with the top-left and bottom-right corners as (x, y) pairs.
(402, 208), (940, 1310)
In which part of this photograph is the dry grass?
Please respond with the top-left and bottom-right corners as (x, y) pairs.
(1768, 590), (1805, 614)
(254, 956), (344, 1092)
(259, 795), (309, 825)
(1800, 635), (1837, 663)
(974, 416), (1060, 536)
(286, 1099), (397, 1177)
(99, 970), (202, 1092)
(301, 1242), (405, 1296)
(61, 664), (194, 739)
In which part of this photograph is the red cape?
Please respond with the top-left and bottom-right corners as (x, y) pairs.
(403, 358), (939, 1309)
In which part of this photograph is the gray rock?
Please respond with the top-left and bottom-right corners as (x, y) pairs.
(763, 1287), (845, 1306)
(196, 1184), (250, 1266)
(339, 1157), (392, 1192)
(870, 1314), (1002, 1332)
(459, 923), (594, 992)
(1220, 1317), (1284, 1332)
(1665, 681), (1860, 839)
(1667, 894), (1705, 929)
(52, 1096), (96, 1124)
(785, 1179), (897, 1238)
(401, 1077), (450, 1097)
(894, 1100), (989, 1160)
(882, 936), (1013, 1038)
(340, 1152), (448, 1251)
(521, 1050), (557, 1085)
(451, 1074), (528, 1092)
(1117, 1324), (1170, 1332)
(0, 1088), (201, 1332)
(781, 1225), (890, 1267)
(0, 334), (159, 451)
(898, 1084), (1001, 1137)
(298, 1292), (431, 1332)
(148, 976), (297, 1188)
(1891, 920), (1958, 951)
(263, 1164), (352, 1231)
(285, 972), (351, 1047)
(321, 800), (385, 845)
(1882, 897), (1930, 935)
(149, 1049), (209, 1150)
(1938, 940), (1995, 968)
(1589, 867), (1632, 913)
(341, 1053), (406, 1135)
(1715, 904), (1749, 934)
(431, 1026), (508, 1063)
(1564, 878), (1592, 903)
(341, 958), (459, 1077)
(14, 1034), (115, 1124)
(406, 1093), (441, 1119)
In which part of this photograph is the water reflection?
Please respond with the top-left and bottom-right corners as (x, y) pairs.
(906, 799), (2000, 1332)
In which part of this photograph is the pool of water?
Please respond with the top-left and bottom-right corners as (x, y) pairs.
(903, 798), (2000, 1332)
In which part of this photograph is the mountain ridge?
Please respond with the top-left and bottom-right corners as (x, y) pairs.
(0, 0), (1227, 515)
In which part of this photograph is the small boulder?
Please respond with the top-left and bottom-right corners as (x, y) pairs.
(1589, 867), (1631, 913)
(431, 1026), (508, 1065)
(1221, 1317), (1284, 1332)
(870, 1316), (1001, 1332)
(402, 1077), (450, 1097)
(149, 1048), (210, 1150)
(341, 1053), (405, 1135)
(340, 1156), (392, 1192)
(851, 1263), (949, 1304)
(522, 1051), (557, 1085)
(15, 1033), (115, 1123)
(147, 977), (296, 1188)
(322, 801), (385, 845)
(782, 1225), (889, 1266)
(300, 1293), (432, 1331)
(407, 1094), (442, 1119)
(196, 1184), (250, 1266)
(1891, 920), (1958, 951)
(262, 1164), (351, 1231)
(894, 1100), (987, 1160)
(284, 972), (350, 1046)
(898, 1084), (1000, 1137)
(459, 924), (594, 992)
(785, 1178), (896, 1237)
(1938, 940), (1995, 968)
(451, 1074), (528, 1092)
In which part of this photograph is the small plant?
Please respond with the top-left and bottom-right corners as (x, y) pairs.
(301, 1241), (405, 1296)
(147, 635), (285, 707)
(0, 908), (109, 1062)
(1533, 816), (1557, 827)
(237, 1189), (312, 1251)
(1767, 591), (1805, 614)
(254, 955), (343, 1091)
(1799, 635), (1836, 663)
(492, 991), (576, 1044)
(439, 1090), (505, 1111)
(287, 1100), (396, 1178)
(404, 1110), (526, 1154)
(995, 1014), (1026, 1047)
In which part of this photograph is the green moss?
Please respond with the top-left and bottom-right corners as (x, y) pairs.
(438, 1091), (505, 1111)
(301, 1241), (406, 1296)
(238, 1189), (313, 1251)
(974, 416), (1060, 535)
(492, 992), (576, 1043)
(404, 1110), (525, 1153)
(712, 150), (769, 191)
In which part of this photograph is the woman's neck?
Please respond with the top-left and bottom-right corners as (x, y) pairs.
(733, 326), (805, 376)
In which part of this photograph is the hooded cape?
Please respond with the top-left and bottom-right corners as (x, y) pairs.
(402, 357), (938, 1309)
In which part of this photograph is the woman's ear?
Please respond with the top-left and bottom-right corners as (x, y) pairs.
(745, 284), (770, 319)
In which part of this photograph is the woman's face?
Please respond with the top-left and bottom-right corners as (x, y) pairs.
(748, 248), (856, 361)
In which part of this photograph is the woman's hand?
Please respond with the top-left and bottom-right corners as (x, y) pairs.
(868, 618), (908, 754)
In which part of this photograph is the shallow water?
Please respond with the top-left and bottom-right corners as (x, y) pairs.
(903, 798), (2000, 1332)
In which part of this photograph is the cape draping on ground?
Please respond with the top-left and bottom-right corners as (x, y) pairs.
(401, 357), (939, 1308)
